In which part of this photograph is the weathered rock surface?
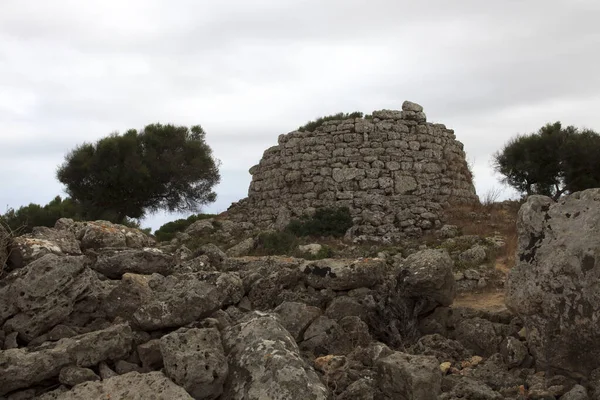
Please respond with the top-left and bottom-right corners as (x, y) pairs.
(103, 272), (153, 321)
(8, 227), (81, 269)
(98, 361), (118, 380)
(3, 331), (18, 349)
(137, 339), (163, 370)
(73, 220), (154, 250)
(454, 317), (503, 357)
(115, 359), (143, 374)
(440, 377), (502, 400)
(185, 219), (215, 235)
(458, 244), (487, 267)
(302, 258), (387, 291)
(561, 384), (590, 400)
(225, 237), (255, 257)
(1, 254), (105, 341)
(36, 371), (193, 400)
(222, 313), (329, 400)
(197, 243), (227, 267)
(506, 189), (600, 378)
(324, 295), (374, 323)
(376, 351), (442, 400)
(4, 191), (599, 399)
(132, 272), (243, 331)
(161, 328), (227, 399)
(58, 365), (100, 386)
(246, 264), (311, 310)
(301, 315), (371, 357)
(0, 323), (132, 395)
(500, 336), (529, 367)
(397, 249), (455, 312)
(273, 301), (322, 341)
(466, 353), (523, 393)
(92, 248), (174, 278)
(409, 334), (472, 364)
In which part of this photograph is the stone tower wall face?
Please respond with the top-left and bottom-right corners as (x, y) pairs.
(229, 102), (479, 240)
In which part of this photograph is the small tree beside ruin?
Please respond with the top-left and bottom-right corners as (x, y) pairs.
(493, 122), (600, 200)
(57, 123), (220, 222)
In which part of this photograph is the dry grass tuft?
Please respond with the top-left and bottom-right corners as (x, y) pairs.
(502, 230), (518, 270)
(445, 198), (521, 270)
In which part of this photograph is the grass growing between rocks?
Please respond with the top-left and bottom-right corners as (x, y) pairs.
(444, 200), (520, 270)
(286, 207), (353, 238)
(247, 206), (352, 258)
(249, 231), (336, 260)
(298, 112), (364, 132)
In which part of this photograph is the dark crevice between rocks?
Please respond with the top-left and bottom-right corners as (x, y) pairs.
(303, 265), (337, 278)
(520, 232), (545, 263)
(367, 294), (421, 350)
(582, 255), (595, 273)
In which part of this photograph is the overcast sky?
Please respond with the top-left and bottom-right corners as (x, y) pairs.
(1, 0), (599, 230)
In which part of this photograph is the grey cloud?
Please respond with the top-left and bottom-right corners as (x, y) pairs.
(1, 0), (599, 230)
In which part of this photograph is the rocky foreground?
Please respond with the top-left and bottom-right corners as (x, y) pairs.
(0, 189), (599, 399)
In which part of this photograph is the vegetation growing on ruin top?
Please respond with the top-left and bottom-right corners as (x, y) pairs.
(298, 112), (364, 132)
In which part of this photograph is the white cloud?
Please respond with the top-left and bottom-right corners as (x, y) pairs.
(0, 0), (599, 230)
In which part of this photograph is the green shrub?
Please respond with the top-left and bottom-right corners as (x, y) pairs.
(286, 207), (353, 238)
(154, 213), (217, 242)
(300, 245), (335, 260)
(298, 112), (364, 132)
(0, 196), (83, 233)
(253, 231), (298, 256)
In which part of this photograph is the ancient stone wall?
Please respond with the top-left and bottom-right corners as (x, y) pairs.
(228, 101), (478, 240)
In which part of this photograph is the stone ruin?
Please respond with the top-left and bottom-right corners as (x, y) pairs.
(2, 190), (600, 399)
(228, 101), (479, 240)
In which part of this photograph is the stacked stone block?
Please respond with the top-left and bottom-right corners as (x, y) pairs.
(228, 101), (478, 240)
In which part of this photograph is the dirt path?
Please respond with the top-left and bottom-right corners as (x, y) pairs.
(452, 257), (512, 312)
(453, 290), (507, 312)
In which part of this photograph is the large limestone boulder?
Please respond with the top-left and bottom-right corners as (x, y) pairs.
(454, 317), (503, 357)
(132, 272), (243, 331)
(225, 237), (256, 257)
(92, 248), (174, 279)
(242, 257), (336, 311)
(197, 243), (227, 267)
(36, 371), (193, 400)
(103, 273), (154, 321)
(0, 254), (106, 341)
(409, 333), (472, 365)
(397, 249), (455, 312)
(376, 351), (442, 400)
(71, 220), (154, 250)
(0, 323), (132, 395)
(222, 312), (329, 400)
(440, 377), (503, 400)
(161, 328), (227, 399)
(506, 189), (600, 378)
(273, 301), (322, 342)
(185, 219), (215, 235)
(9, 227), (81, 269)
(300, 315), (371, 357)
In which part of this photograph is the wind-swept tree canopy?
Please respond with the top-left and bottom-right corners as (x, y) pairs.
(57, 124), (220, 222)
(493, 122), (600, 200)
